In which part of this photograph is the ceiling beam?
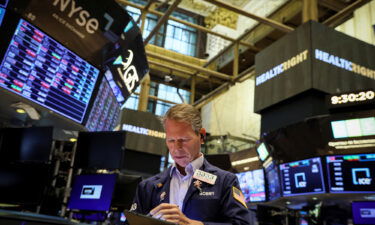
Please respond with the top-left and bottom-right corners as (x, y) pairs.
(323, 0), (371, 27)
(116, 0), (258, 50)
(318, 0), (347, 12)
(144, 0), (182, 45)
(147, 51), (232, 80)
(203, 0), (294, 33)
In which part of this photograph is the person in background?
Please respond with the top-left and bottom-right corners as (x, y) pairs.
(130, 103), (252, 225)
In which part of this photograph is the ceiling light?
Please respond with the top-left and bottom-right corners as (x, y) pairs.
(243, 166), (250, 171)
(69, 138), (77, 142)
(16, 108), (26, 114)
(312, 197), (318, 200)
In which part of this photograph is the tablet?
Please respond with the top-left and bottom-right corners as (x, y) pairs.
(124, 210), (177, 225)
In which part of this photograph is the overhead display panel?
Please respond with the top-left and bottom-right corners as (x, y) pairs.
(15, 0), (131, 67)
(85, 76), (121, 132)
(0, 19), (99, 123)
(254, 21), (375, 113)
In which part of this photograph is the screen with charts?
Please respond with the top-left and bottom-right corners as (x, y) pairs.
(326, 154), (375, 193)
(68, 174), (117, 212)
(265, 160), (281, 201)
(84, 76), (121, 132)
(0, 19), (100, 123)
(352, 202), (375, 225)
(279, 157), (325, 196)
(236, 169), (266, 202)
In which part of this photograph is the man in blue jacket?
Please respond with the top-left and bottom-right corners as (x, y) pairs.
(130, 104), (252, 225)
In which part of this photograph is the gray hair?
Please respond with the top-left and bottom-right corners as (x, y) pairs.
(162, 104), (202, 134)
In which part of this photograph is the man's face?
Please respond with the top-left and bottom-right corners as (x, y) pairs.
(165, 119), (203, 168)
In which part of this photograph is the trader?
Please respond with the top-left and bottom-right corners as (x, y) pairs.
(130, 104), (252, 225)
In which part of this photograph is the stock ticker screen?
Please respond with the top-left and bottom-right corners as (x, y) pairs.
(85, 76), (121, 132)
(326, 154), (375, 193)
(0, 19), (99, 123)
(236, 169), (266, 202)
(279, 157), (325, 196)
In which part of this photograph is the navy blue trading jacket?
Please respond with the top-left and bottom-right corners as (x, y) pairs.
(131, 159), (252, 225)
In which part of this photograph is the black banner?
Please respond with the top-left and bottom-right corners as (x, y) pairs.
(254, 21), (375, 113)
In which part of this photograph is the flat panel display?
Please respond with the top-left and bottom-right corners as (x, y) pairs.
(67, 174), (117, 212)
(331, 117), (375, 139)
(0, 163), (51, 205)
(279, 157), (325, 196)
(0, 7), (5, 26)
(257, 142), (270, 162)
(352, 202), (375, 225)
(0, 127), (53, 163)
(0, 19), (99, 123)
(85, 76), (121, 132)
(326, 154), (375, 193)
(75, 131), (126, 170)
(265, 161), (281, 201)
(236, 169), (266, 202)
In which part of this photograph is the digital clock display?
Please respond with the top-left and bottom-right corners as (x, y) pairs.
(330, 90), (374, 105)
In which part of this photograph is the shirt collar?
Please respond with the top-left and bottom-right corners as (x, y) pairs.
(170, 153), (204, 177)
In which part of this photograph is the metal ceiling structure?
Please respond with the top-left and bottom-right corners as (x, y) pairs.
(116, 0), (371, 109)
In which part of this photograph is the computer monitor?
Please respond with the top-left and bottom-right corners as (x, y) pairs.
(0, 7), (5, 26)
(264, 160), (281, 201)
(0, 127), (53, 163)
(352, 201), (375, 225)
(0, 163), (51, 205)
(236, 169), (266, 203)
(330, 117), (375, 139)
(67, 174), (117, 212)
(279, 157), (325, 196)
(326, 153), (375, 193)
(112, 173), (142, 211)
(256, 142), (270, 162)
(0, 18), (100, 123)
(84, 76), (121, 132)
(75, 131), (126, 170)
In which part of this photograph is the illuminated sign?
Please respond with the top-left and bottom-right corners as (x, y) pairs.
(255, 50), (308, 86)
(328, 89), (374, 107)
(122, 124), (166, 139)
(315, 49), (375, 80)
(331, 117), (375, 139)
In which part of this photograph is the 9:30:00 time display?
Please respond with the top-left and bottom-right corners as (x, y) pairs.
(331, 90), (375, 105)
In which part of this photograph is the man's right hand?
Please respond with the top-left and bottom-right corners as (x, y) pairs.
(149, 203), (204, 225)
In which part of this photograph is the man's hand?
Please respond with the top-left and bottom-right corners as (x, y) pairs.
(149, 203), (204, 225)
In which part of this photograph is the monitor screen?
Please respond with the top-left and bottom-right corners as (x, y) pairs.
(68, 174), (117, 212)
(104, 69), (125, 104)
(279, 157), (325, 196)
(257, 143), (270, 161)
(75, 131), (126, 170)
(0, 163), (51, 205)
(85, 76), (121, 131)
(265, 161), (281, 201)
(0, 19), (99, 123)
(0, 7), (5, 26)
(236, 169), (266, 202)
(0, 127), (53, 163)
(326, 154), (375, 193)
(331, 117), (375, 139)
(0, 0), (8, 8)
(352, 202), (375, 225)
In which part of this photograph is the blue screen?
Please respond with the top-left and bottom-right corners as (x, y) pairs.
(0, 7), (5, 26)
(0, 19), (99, 123)
(352, 202), (375, 225)
(68, 174), (117, 211)
(265, 161), (281, 201)
(236, 169), (266, 202)
(85, 76), (121, 131)
(326, 154), (375, 193)
(280, 157), (325, 196)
